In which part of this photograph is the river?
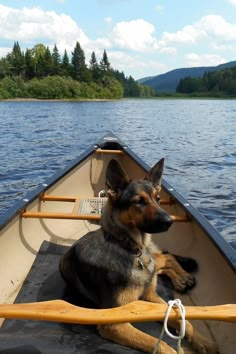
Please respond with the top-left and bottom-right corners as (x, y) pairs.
(0, 99), (235, 242)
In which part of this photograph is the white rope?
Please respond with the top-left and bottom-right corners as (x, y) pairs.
(153, 299), (186, 354)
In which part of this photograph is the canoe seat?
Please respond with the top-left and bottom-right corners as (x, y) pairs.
(21, 194), (191, 222)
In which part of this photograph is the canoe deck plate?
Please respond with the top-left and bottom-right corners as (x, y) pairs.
(77, 197), (107, 216)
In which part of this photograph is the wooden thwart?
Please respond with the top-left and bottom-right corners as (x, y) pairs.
(22, 195), (186, 221)
(21, 211), (189, 222)
(40, 195), (175, 206)
(95, 148), (124, 155)
(21, 194), (188, 222)
(0, 300), (235, 324)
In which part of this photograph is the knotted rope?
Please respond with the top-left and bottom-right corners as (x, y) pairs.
(153, 299), (186, 354)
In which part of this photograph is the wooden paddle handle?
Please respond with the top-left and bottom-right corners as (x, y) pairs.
(0, 300), (235, 324)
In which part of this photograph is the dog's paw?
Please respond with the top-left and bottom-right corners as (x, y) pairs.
(190, 333), (219, 354)
(155, 341), (180, 354)
(173, 254), (198, 273)
(172, 271), (196, 292)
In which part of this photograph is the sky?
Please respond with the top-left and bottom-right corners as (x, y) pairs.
(0, 0), (236, 79)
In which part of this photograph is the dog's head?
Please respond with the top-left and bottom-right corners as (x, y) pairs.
(105, 159), (173, 233)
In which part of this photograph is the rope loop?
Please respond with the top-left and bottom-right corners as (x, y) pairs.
(153, 299), (186, 354)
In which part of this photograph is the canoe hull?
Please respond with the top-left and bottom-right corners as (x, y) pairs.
(0, 133), (235, 353)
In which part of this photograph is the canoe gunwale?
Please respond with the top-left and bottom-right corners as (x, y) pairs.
(120, 136), (236, 272)
(0, 132), (235, 272)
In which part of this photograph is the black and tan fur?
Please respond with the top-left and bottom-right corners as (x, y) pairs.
(60, 159), (218, 354)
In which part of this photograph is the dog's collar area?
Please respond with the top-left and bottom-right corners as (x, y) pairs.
(134, 249), (142, 257)
(137, 258), (144, 270)
(103, 230), (143, 257)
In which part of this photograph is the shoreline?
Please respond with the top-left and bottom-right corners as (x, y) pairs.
(0, 96), (235, 102)
(0, 98), (118, 102)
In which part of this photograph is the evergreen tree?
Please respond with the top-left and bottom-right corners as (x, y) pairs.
(71, 42), (90, 82)
(89, 51), (100, 81)
(61, 50), (71, 76)
(9, 42), (25, 76)
(24, 49), (35, 80)
(100, 50), (110, 73)
(52, 44), (61, 75)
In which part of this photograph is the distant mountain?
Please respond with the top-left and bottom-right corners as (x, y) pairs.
(139, 61), (236, 93)
(138, 76), (154, 84)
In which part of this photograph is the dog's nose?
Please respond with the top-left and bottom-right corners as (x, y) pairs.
(160, 211), (173, 231)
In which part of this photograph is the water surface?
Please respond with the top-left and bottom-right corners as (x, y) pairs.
(0, 99), (235, 241)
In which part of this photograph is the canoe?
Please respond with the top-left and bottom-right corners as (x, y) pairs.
(0, 132), (235, 354)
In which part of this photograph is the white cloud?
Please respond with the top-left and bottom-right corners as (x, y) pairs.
(104, 16), (113, 23)
(198, 15), (236, 41)
(161, 24), (205, 44)
(159, 47), (176, 54)
(161, 15), (236, 46)
(185, 53), (226, 67)
(0, 4), (88, 50)
(111, 19), (159, 52)
(0, 47), (11, 57)
(226, 0), (236, 5)
(108, 51), (167, 78)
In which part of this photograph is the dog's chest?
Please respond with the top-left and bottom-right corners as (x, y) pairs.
(131, 250), (155, 285)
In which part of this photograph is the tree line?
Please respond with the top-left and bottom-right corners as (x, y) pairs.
(0, 42), (155, 99)
(176, 66), (236, 96)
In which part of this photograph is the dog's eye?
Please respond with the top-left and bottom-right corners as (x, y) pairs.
(156, 195), (161, 203)
(133, 196), (146, 206)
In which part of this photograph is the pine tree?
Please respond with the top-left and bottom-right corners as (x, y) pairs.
(71, 42), (90, 82)
(9, 42), (25, 76)
(52, 44), (61, 75)
(89, 51), (100, 81)
(100, 50), (110, 73)
(43, 47), (53, 76)
(61, 50), (71, 76)
(24, 49), (35, 80)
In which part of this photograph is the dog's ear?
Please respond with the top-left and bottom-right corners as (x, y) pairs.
(106, 159), (131, 199)
(144, 158), (164, 187)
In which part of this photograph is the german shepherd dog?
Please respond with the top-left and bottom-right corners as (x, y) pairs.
(60, 159), (218, 354)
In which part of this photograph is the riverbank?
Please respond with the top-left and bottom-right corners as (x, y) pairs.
(0, 97), (118, 102)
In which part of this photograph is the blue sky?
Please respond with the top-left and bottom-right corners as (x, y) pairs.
(0, 0), (236, 79)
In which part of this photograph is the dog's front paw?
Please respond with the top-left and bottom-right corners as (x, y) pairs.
(154, 340), (181, 354)
(172, 271), (196, 292)
(190, 332), (219, 354)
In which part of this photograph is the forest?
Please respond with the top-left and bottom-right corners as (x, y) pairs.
(176, 66), (236, 97)
(0, 42), (155, 100)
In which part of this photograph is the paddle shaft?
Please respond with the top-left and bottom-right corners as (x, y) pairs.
(0, 300), (235, 324)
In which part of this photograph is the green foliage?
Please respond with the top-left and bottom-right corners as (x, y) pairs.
(176, 67), (236, 96)
(100, 50), (110, 73)
(0, 41), (154, 99)
(52, 44), (61, 75)
(0, 76), (28, 98)
(27, 76), (81, 99)
(71, 42), (90, 82)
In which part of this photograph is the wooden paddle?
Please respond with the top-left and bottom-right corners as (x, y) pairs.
(0, 300), (235, 324)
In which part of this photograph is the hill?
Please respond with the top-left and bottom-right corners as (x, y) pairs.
(139, 61), (236, 93)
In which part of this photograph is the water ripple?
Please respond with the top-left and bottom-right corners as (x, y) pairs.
(0, 99), (235, 242)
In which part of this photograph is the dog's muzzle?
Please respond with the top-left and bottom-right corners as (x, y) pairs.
(139, 209), (173, 234)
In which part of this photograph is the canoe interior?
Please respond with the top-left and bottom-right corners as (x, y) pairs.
(0, 142), (235, 353)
